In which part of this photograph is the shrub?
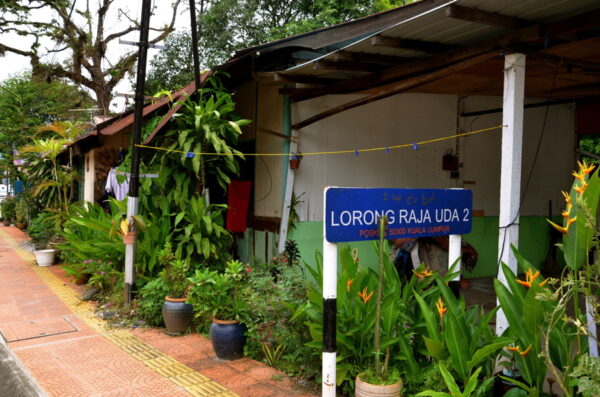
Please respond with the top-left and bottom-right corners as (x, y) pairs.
(137, 277), (169, 326)
(28, 211), (57, 249)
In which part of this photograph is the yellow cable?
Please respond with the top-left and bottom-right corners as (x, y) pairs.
(135, 125), (504, 157)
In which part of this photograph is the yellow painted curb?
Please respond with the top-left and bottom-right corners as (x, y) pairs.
(0, 228), (238, 397)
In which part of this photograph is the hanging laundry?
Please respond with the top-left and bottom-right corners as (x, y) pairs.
(105, 168), (130, 200)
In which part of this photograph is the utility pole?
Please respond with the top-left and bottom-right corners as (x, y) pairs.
(189, 0), (202, 90)
(124, 0), (152, 306)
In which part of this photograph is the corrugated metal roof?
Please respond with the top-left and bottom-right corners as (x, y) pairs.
(282, 0), (600, 80)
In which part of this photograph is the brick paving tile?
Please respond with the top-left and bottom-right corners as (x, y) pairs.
(1, 226), (319, 397)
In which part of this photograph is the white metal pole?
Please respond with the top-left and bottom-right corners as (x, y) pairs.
(278, 129), (299, 253)
(448, 234), (461, 281)
(322, 187), (337, 397)
(496, 53), (526, 335)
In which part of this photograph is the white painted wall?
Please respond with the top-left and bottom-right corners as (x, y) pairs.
(287, 93), (575, 221)
(83, 149), (96, 203)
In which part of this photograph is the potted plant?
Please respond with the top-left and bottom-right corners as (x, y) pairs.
(1, 196), (16, 226)
(188, 259), (249, 360)
(355, 216), (403, 397)
(27, 211), (58, 266)
(14, 197), (28, 230)
(289, 152), (302, 170)
(159, 243), (193, 336)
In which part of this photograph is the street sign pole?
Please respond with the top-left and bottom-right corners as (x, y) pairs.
(322, 187), (337, 397)
(321, 187), (472, 396)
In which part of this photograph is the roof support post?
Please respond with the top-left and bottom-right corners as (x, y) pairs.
(496, 53), (526, 335)
(278, 96), (297, 252)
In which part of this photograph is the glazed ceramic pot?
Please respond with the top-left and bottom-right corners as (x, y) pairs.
(162, 297), (193, 335)
(355, 374), (402, 397)
(34, 249), (56, 267)
(210, 319), (247, 360)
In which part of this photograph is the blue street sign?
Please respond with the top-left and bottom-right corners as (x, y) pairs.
(325, 187), (472, 243)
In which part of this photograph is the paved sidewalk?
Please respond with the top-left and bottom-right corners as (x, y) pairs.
(0, 226), (317, 397)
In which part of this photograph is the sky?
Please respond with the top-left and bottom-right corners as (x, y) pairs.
(0, 0), (189, 113)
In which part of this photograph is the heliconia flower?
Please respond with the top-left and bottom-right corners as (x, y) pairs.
(547, 219), (568, 235)
(539, 278), (549, 287)
(516, 268), (540, 288)
(561, 209), (570, 218)
(578, 160), (595, 175)
(572, 170), (585, 182)
(357, 287), (373, 304)
(567, 216), (577, 226)
(505, 346), (520, 352)
(574, 182), (588, 195)
(412, 267), (433, 279)
(436, 297), (447, 319)
(346, 279), (354, 292)
(520, 345), (532, 357)
(561, 191), (571, 205)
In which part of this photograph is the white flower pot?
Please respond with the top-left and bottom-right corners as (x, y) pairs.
(34, 249), (56, 267)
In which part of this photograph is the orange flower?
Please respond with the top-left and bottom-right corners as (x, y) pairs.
(572, 170), (585, 182)
(539, 278), (549, 287)
(505, 344), (532, 357)
(561, 209), (570, 218)
(516, 268), (541, 288)
(436, 297), (447, 319)
(412, 267), (433, 279)
(346, 279), (354, 292)
(567, 216), (577, 227)
(357, 287), (373, 304)
(547, 219), (568, 235)
(574, 182), (588, 195)
(578, 160), (595, 175)
(520, 345), (532, 357)
(561, 191), (571, 205)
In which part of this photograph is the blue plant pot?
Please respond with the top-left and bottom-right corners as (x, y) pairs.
(210, 320), (247, 360)
(162, 297), (193, 336)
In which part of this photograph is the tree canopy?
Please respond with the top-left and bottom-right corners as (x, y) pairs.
(145, 0), (413, 93)
(0, 0), (181, 115)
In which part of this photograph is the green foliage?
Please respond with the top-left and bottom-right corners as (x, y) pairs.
(137, 277), (170, 326)
(569, 355), (600, 397)
(579, 136), (600, 164)
(0, 72), (92, 158)
(417, 363), (487, 397)
(1, 196), (16, 220)
(27, 211), (57, 249)
(187, 259), (248, 321)
(261, 342), (285, 368)
(59, 201), (125, 267)
(158, 242), (191, 299)
(145, 31), (195, 94)
(15, 196), (28, 223)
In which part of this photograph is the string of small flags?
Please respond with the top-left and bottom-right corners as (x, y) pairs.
(135, 125), (505, 158)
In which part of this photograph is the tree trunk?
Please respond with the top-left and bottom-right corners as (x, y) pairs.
(95, 88), (112, 116)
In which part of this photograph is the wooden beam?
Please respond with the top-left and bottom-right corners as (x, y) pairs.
(371, 34), (455, 53)
(334, 50), (411, 65)
(292, 52), (497, 130)
(291, 8), (600, 103)
(445, 5), (530, 29)
(274, 73), (341, 86)
(314, 59), (385, 73)
(526, 52), (600, 72)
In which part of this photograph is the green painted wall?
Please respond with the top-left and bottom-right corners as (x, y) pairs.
(283, 217), (558, 278)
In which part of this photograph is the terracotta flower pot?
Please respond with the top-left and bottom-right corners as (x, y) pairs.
(355, 374), (402, 397)
(122, 231), (136, 245)
(289, 158), (301, 169)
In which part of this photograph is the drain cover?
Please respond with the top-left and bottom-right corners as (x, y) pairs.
(0, 316), (79, 342)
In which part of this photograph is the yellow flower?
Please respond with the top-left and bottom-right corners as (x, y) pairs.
(436, 297), (447, 319)
(572, 170), (585, 182)
(578, 160), (595, 175)
(412, 267), (433, 279)
(561, 191), (571, 205)
(561, 209), (570, 218)
(357, 287), (373, 304)
(539, 278), (549, 287)
(547, 219), (568, 235)
(567, 216), (577, 226)
(346, 279), (354, 292)
(516, 268), (540, 288)
(574, 182), (588, 195)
